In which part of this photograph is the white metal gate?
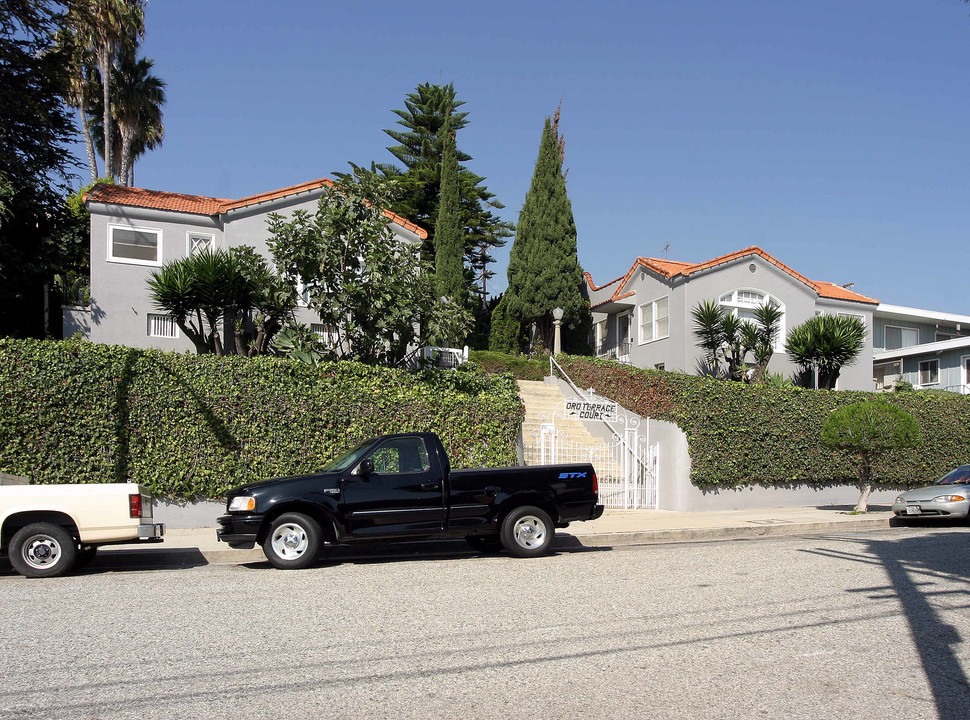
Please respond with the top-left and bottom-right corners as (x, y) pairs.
(525, 394), (659, 509)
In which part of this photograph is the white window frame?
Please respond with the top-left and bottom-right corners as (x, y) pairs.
(147, 313), (179, 339)
(718, 288), (785, 352)
(884, 324), (918, 350)
(593, 319), (607, 354)
(187, 231), (215, 255)
(638, 296), (669, 345)
(962, 355), (970, 395)
(108, 224), (162, 266)
(311, 323), (337, 346)
(918, 358), (939, 387)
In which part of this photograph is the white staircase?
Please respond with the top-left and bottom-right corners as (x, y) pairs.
(517, 379), (610, 463)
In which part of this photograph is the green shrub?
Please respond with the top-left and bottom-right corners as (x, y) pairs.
(0, 338), (523, 499)
(558, 355), (970, 490)
(468, 350), (549, 381)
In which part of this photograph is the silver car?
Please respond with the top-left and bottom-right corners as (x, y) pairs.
(892, 465), (970, 520)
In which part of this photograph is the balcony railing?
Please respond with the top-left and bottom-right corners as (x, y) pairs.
(595, 341), (632, 363)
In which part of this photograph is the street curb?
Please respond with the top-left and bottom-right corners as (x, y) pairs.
(569, 517), (893, 547)
(103, 516), (896, 567)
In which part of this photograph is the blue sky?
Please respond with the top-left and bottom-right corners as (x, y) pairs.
(92, 0), (970, 311)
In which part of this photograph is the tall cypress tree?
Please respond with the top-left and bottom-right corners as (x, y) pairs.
(491, 115), (590, 354)
(434, 110), (465, 308)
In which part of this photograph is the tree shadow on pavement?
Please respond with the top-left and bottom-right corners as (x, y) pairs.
(803, 529), (970, 720)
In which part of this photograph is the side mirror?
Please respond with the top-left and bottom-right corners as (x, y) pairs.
(356, 458), (375, 477)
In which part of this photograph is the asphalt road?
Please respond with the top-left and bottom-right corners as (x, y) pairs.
(1, 527), (968, 720)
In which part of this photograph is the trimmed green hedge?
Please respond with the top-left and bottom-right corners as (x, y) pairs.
(0, 338), (523, 499)
(558, 355), (970, 490)
(467, 350), (550, 381)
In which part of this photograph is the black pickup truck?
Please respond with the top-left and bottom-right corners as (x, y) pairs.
(217, 432), (603, 569)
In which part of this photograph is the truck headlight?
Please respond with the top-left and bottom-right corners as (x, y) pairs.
(229, 496), (256, 512)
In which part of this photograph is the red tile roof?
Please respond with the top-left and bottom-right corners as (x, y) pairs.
(591, 246), (878, 306)
(84, 179), (428, 239)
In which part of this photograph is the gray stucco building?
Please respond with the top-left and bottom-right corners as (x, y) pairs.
(65, 178), (427, 352)
(586, 246), (970, 393)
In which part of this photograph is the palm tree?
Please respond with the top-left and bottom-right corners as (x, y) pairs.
(55, 26), (100, 183)
(785, 315), (867, 389)
(88, 50), (165, 185)
(691, 300), (784, 382)
(66, 0), (144, 183)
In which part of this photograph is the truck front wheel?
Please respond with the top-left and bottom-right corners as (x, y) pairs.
(501, 506), (554, 558)
(9, 523), (78, 578)
(263, 513), (321, 570)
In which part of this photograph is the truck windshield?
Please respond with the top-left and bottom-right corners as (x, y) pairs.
(318, 439), (375, 473)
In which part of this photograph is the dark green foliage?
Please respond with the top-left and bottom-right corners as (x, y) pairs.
(821, 400), (921, 510)
(487, 293), (523, 354)
(785, 315), (867, 389)
(0, 338), (522, 498)
(376, 82), (512, 304)
(434, 110), (466, 311)
(558, 355), (970, 491)
(468, 350), (549, 381)
(495, 116), (591, 354)
(0, 1), (78, 337)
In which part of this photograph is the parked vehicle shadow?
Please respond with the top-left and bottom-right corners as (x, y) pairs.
(238, 536), (611, 570)
(0, 548), (211, 577)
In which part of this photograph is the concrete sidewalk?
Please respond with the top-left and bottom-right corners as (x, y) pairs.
(101, 505), (897, 566)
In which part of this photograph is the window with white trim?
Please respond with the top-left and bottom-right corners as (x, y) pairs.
(188, 232), (214, 255)
(593, 320), (607, 354)
(147, 314), (178, 339)
(919, 359), (939, 386)
(885, 325), (918, 350)
(718, 289), (785, 350)
(638, 296), (669, 344)
(109, 225), (161, 265)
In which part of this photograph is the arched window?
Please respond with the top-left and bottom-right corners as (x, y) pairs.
(718, 289), (786, 351)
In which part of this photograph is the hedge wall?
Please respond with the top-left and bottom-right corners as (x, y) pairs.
(0, 338), (523, 499)
(558, 355), (970, 490)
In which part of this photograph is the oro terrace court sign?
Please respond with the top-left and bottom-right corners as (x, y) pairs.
(565, 398), (619, 422)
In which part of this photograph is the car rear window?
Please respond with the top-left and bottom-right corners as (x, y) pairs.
(938, 466), (970, 485)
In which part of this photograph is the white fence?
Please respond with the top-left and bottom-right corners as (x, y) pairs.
(524, 395), (659, 510)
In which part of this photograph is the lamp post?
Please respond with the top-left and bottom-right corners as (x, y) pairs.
(552, 307), (564, 355)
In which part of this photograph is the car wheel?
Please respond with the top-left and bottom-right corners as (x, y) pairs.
(500, 506), (554, 558)
(466, 535), (504, 553)
(262, 513), (321, 569)
(9, 523), (78, 578)
(74, 546), (98, 570)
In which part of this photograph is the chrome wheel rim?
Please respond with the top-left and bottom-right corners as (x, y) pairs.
(271, 523), (309, 559)
(512, 515), (547, 549)
(22, 534), (63, 569)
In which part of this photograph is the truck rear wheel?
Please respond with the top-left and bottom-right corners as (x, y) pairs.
(9, 523), (78, 578)
(500, 506), (554, 558)
(263, 513), (321, 570)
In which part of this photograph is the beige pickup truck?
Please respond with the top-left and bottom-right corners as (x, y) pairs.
(0, 475), (165, 578)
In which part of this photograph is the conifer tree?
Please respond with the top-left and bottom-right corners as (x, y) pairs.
(434, 110), (467, 329)
(492, 115), (590, 353)
(378, 83), (512, 303)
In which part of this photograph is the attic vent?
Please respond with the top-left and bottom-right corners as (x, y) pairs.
(749, 264), (756, 273)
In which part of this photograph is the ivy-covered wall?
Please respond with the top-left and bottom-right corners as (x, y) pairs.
(0, 339), (523, 499)
(558, 355), (970, 490)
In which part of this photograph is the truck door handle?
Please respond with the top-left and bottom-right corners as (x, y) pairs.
(484, 486), (499, 497)
(421, 481), (441, 490)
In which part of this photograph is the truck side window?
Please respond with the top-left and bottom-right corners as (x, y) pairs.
(370, 438), (431, 474)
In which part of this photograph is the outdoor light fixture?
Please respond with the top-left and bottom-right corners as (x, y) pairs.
(552, 307), (564, 354)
